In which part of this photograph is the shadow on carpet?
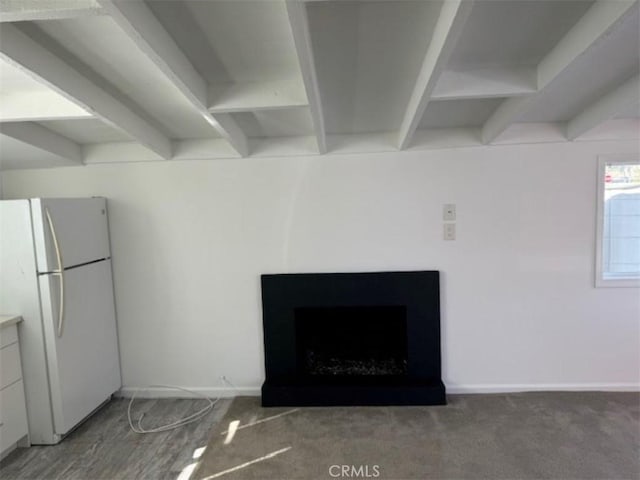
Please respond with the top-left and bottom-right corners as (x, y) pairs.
(192, 392), (639, 480)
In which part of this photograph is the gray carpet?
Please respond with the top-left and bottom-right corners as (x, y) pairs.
(193, 392), (639, 480)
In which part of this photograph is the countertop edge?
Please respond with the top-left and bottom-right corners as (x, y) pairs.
(0, 315), (23, 328)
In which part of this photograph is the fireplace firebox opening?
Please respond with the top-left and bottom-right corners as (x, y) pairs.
(295, 306), (408, 378)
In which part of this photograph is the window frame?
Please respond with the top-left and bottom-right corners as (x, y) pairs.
(595, 154), (640, 288)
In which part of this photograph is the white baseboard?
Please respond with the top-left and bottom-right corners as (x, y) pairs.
(446, 383), (640, 394)
(117, 386), (261, 399)
(117, 383), (639, 399)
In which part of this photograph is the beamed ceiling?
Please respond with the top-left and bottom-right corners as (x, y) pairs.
(0, 0), (638, 170)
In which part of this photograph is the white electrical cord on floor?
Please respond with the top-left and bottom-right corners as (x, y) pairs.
(220, 375), (240, 395)
(127, 384), (219, 434)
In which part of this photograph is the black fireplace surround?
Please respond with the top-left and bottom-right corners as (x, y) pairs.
(261, 271), (446, 406)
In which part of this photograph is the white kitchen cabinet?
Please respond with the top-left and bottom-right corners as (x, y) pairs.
(0, 316), (29, 460)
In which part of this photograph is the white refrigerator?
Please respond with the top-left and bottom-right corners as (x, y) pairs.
(0, 198), (121, 445)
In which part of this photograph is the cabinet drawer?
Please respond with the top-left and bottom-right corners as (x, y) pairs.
(0, 343), (21, 390)
(0, 380), (29, 454)
(0, 325), (18, 349)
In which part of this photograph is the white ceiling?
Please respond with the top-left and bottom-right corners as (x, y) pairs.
(420, 98), (504, 129)
(520, 6), (640, 123)
(0, 0), (638, 170)
(448, 0), (595, 68)
(308, 0), (443, 134)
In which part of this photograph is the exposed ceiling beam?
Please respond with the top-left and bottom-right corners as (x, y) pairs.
(397, 0), (475, 150)
(209, 79), (308, 113)
(482, 0), (638, 144)
(432, 66), (537, 101)
(567, 74), (640, 140)
(97, 0), (248, 157)
(285, 0), (327, 154)
(0, 24), (172, 159)
(537, 1), (638, 89)
(0, 90), (93, 122)
(0, 0), (104, 23)
(0, 122), (82, 163)
(84, 138), (244, 165)
(574, 118), (640, 141)
(480, 96), (536, 144)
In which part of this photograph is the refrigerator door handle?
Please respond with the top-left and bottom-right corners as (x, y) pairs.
(45, 207), (65, 337)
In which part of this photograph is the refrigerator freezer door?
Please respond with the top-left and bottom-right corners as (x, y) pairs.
(38, 259), (121, 435)
(31, 198), (111, 273)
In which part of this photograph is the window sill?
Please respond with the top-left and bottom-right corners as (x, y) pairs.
(595, 277), (640, 288)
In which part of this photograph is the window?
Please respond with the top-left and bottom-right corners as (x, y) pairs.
(596, 155), (640, 287)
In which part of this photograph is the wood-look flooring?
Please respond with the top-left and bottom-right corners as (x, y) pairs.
(0, 397), (232, 480)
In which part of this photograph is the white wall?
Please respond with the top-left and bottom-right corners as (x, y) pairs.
(2, 139), (639, 395)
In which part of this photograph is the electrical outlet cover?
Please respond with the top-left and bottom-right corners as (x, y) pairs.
(444, 223), (456, 240)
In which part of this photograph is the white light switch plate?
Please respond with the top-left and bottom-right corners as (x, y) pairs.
(444, 223), (456, 240)
(443, 204), (456, 221)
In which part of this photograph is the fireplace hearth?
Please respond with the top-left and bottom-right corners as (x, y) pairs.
(260, 271), (446, 406)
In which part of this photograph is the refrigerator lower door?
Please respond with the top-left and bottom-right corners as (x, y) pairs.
(38, 259), (121, 435)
